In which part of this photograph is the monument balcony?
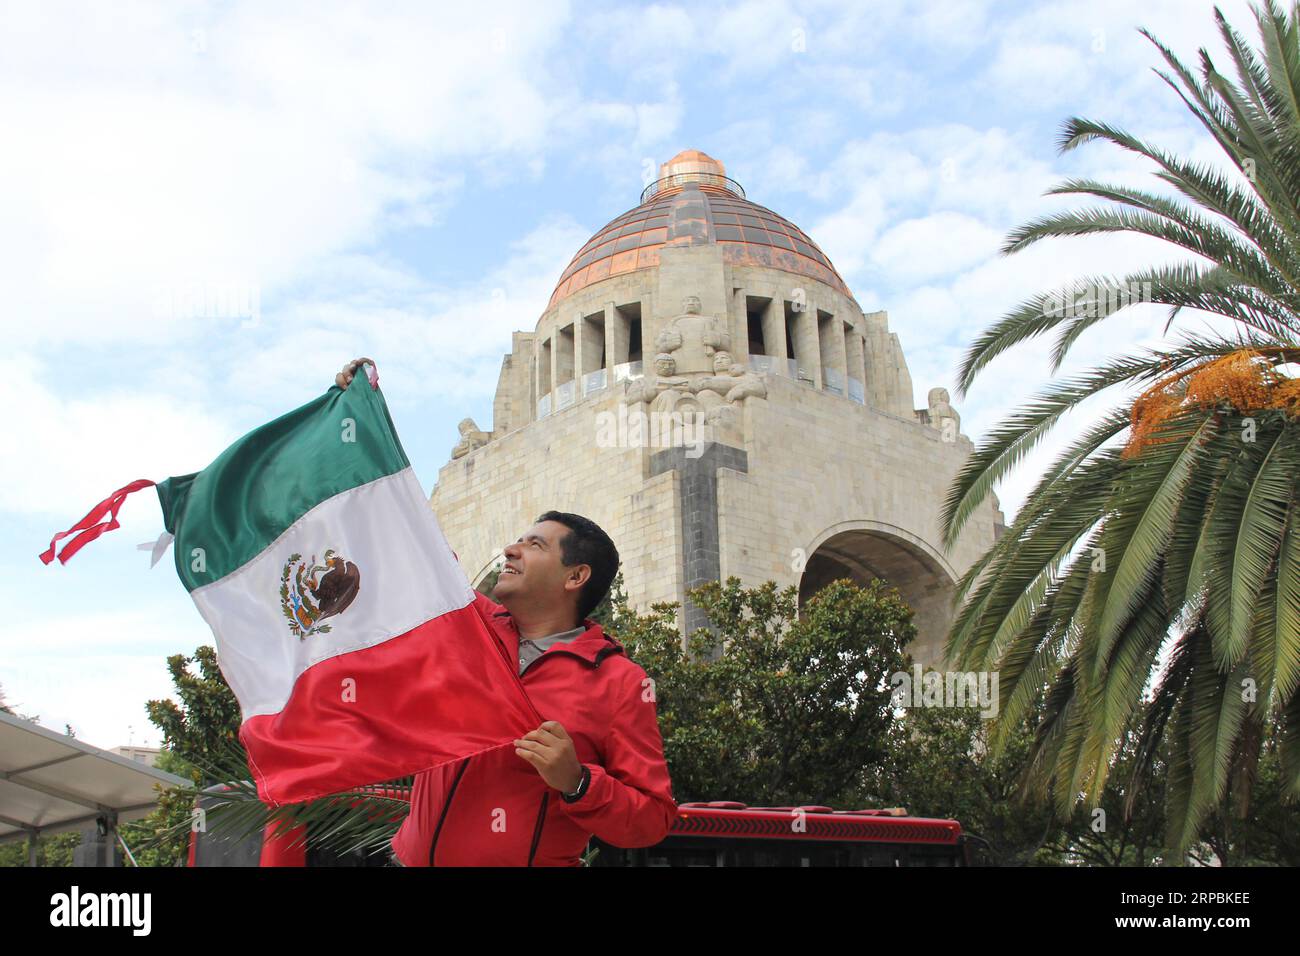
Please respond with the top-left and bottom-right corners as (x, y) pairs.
(535, 363), (639, 421)
(745, 356), (865, 405)
(745, 355), (813, 384)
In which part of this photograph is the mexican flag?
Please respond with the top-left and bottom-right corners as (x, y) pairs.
(40, 364), (541, 806)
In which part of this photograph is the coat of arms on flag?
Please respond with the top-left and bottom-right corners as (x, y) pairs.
(281, 549), (361, 639)
(39, 362), (542, 806)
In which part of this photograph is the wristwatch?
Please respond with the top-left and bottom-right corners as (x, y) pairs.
(560, 764), (591, 803)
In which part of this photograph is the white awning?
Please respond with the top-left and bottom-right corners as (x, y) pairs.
(0, 710), (192, 843)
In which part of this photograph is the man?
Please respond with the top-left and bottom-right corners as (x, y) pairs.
(336, 358), (678, 866)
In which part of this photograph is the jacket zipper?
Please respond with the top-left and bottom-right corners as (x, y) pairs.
(491, 626), (615, 867)
(428, 757), (471, 867)
(527, 792), (549, 866)
(516, 647), (617, 866)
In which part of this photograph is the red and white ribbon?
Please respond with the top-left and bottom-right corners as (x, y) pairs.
(38, 479), (156, 565)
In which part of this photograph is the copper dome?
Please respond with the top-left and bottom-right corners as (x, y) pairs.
(547, 149), (852, 310)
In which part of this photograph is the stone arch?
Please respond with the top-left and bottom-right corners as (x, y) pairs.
(798, 520), (957, 668)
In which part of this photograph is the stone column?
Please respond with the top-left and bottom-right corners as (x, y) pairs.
(605, 301), (628, 367)
(845, 322), (866, 397)
(790, 296), (819, 387)
(818, 302), (848, 393)
(762, 293), (788, 375)
(649, 442), (749, 651)
(572, 310), (585, 387)
(550, 327), (559, 399)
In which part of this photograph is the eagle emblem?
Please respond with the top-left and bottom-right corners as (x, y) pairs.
(279, 550), (361, 640)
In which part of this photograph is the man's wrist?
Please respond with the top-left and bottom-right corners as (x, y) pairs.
(560, 764), (590, 802)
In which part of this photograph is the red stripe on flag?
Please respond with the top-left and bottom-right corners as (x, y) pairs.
(39, 479), (156, 565)
(237, 603), (542, 806)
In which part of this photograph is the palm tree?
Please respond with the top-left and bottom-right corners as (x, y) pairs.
(942, 0), (1300, 853)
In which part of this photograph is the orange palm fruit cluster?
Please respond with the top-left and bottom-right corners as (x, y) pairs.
(1124, 349), (1298, 458)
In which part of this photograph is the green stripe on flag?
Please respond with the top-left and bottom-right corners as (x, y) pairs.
(156, 378), (410, 591)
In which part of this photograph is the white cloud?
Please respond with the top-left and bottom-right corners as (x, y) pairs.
(980, 0), (1262, 119)
(0, 0), (575, 351)
(872, 212), (1003, 283)
(0, 354), (238, 520)
(3, 603), (214, 750)
(220, 216), (593, 410)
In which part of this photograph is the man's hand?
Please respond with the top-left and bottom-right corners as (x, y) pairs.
(335, 356), (375, 390)
(514, 720), (584, 793)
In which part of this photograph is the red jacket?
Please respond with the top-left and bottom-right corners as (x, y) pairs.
(391, 590), (677, 865)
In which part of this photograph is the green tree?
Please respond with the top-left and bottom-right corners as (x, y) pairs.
(942, 0), (1300, 853)
(874, 706), (1061, 866)
(590, 570), (626, 630)
(144, 644), (243, 769)
(1188, 721), (1300, 864)
(111, 645), (246, 866)
(615, 577), (912, 807)
(1041, 721), (1174, 866)
(0, 831), (80, 868)
(117, 749), (203, 867)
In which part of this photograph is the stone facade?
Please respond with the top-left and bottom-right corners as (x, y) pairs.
(429, 150), (1003, 667)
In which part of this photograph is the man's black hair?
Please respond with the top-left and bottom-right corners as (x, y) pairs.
(535, 511), (620, 622)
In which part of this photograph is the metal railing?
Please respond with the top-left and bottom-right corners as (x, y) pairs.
(640, 173), (746, 204)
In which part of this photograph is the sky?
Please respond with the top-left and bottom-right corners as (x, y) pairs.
(0, 0), (1262, 748)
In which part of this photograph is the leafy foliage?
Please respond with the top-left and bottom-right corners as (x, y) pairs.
(612, 576), (913, 807)
(874, 705), (1061, 865)
(943, 1), (1300, 852)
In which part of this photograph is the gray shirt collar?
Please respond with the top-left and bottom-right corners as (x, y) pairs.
(521, 624), (586, 652)
(517, 624), (587, 675)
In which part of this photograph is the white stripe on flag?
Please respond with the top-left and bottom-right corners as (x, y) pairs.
(191, 467), (473, 719)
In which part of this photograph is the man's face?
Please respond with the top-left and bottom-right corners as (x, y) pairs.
(492, 520), (589, 616)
